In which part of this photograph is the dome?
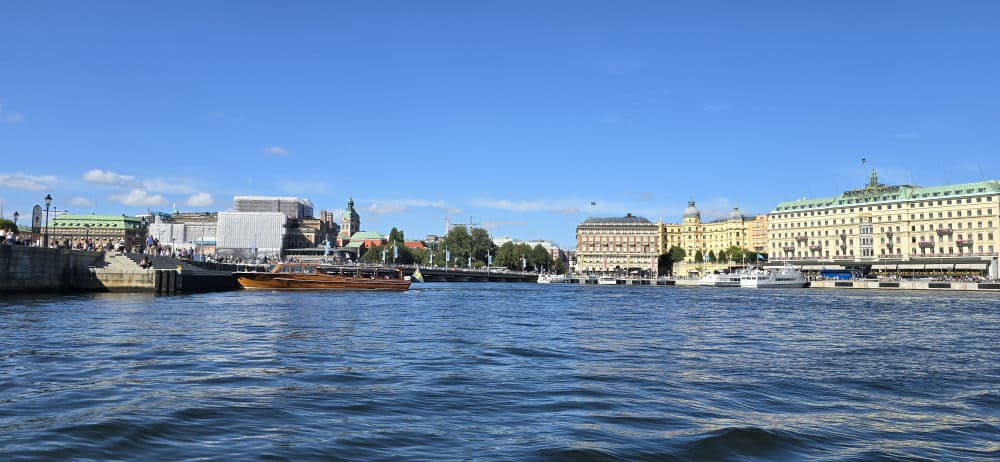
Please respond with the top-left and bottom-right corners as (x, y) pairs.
(683, 201), (700, 219)
(728, 207), (744, 221)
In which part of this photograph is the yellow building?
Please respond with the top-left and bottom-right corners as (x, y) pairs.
(769, 170), (1000, 277)
(659, 201), (756, 262)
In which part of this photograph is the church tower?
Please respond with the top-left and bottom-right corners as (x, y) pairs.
(340, 197), (360, 239)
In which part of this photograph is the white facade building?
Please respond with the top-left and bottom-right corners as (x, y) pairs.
(216, 212), (287, 259)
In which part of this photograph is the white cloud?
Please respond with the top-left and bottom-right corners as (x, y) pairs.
(0, 173), (55, 191)
(3, 113), (24, 124)
(83, 169), (136, 186)
(893, 132), (921, 139)
(366, 202), (408, 215)
(109, 189), (167, 207)
(141, 178), (198, 195)
(702, 104), (726, 113)
(263, 146), (289, 156)
(185, 192), (214, 207)
(70, 197), (94, 207)
(481, 220), (529, 231)
(362, 198), (461, 215)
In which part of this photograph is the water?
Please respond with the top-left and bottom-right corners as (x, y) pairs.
(1, 284), (997, 461)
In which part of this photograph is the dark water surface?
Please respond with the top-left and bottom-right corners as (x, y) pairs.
(1, 284), (997, 461)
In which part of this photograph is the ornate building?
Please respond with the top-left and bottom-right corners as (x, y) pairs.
(340, 197), (360, 241)
(574, 213), (659, 275)
(768, 170), (1000, 277)
(49, 214), (146, 250)
(659, 201), (755, 263)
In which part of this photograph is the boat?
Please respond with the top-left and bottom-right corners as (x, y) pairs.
(697, 270), (742, 287)
(597, 275), (618, 285)
(537, 273), (567, 284)
(739, 265), (808, 288)
(235, 263), (410, 291)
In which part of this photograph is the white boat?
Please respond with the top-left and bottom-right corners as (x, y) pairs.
(697, 271), (742, 287)
(740, 265), (808, 288)
(537, 274), (567, 284)
(597, 275), (618, 285)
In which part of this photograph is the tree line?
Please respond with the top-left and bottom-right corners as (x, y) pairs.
(359, 225), (566, 273)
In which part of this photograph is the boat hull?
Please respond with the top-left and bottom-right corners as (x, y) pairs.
(236, 273), (410, 291)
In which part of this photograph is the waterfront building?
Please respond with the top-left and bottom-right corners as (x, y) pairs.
(574, 213), (659, 275)
(49, 214), (146, 250)
(659, 202), (755, 262)
(215, 212), (287, 260)
(234, 196), (314, 219)
(749, 214), (769, 253)
(768, 170), (1000, 278)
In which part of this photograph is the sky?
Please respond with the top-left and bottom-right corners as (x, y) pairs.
(2, 1), (999, 248)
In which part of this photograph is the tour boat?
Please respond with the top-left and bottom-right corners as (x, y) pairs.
(697, 271), (743, 287)
(236, 263), (410, 291)
(597, 275), (618, 285)
(739, 265), (807, 288)
(537, 274), (567, 284)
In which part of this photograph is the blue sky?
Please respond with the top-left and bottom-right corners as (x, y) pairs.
(2, 1), (999, 248)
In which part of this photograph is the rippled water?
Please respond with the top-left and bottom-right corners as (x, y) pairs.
(1, 284), (997, 461)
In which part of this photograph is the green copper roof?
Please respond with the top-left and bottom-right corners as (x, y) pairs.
(772, 176), (1000, 213)
(349, 231), (384, 241)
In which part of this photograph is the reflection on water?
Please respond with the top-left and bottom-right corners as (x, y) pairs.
(1, 285), (997, 460)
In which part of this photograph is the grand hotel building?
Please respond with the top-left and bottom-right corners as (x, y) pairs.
(574, 214), (659, 275)
(769, 170), (1000, 277)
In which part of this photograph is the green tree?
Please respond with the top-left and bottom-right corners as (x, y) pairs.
(387, 227), (405, 245)
(552, 258), (567, 274)
(360, 243), (417, 265)
(707, 250), (716, 262)
(529, 244), (552, 272)
(668, 245), (686, 263)
(469, 227), (496, 264)
(694, 249), (704, 263)
(724, 245), (745, 263)
(494, 241), (517, 269)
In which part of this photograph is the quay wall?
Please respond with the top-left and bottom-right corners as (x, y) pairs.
(0, 246), (104, 292)
(809, 280), (999, 292)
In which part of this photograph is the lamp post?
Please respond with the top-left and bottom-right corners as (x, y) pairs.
(84, 223), (91, 249)
(43, 194), (52, 247)
(12, 211), (18, 244)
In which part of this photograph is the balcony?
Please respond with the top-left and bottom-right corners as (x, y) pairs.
(839, 243), (847, 249)
(887, 241), (894, 248)
(936, 228), (953, 235)
(956, 239), (974, 247)
(809, 245), (822, 251)
(782, 246), (795, 252)
(795, 235), (808, 243)
(839, 232), (847, 239)
(918, 240), (935, 248)
(886, 230), (893, 238)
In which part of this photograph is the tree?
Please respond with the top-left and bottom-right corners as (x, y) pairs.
(361, 243), (417, 265)
(724, 245), (744, 263)
(668, 245), (686, 263)
(494, 241), (517, 270)
(387, 227), (405, 245)
(694, 249), (704, 263)
(529, 244), (552, 272)
(469, 227), (496, 264)
(707, 250), (716, 263)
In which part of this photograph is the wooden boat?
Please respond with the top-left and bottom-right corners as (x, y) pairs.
(236, 263), (410, 291)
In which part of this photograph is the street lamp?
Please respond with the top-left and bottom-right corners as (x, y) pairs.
(43, 194), (52, 247)
(12, 211), (18, 229)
